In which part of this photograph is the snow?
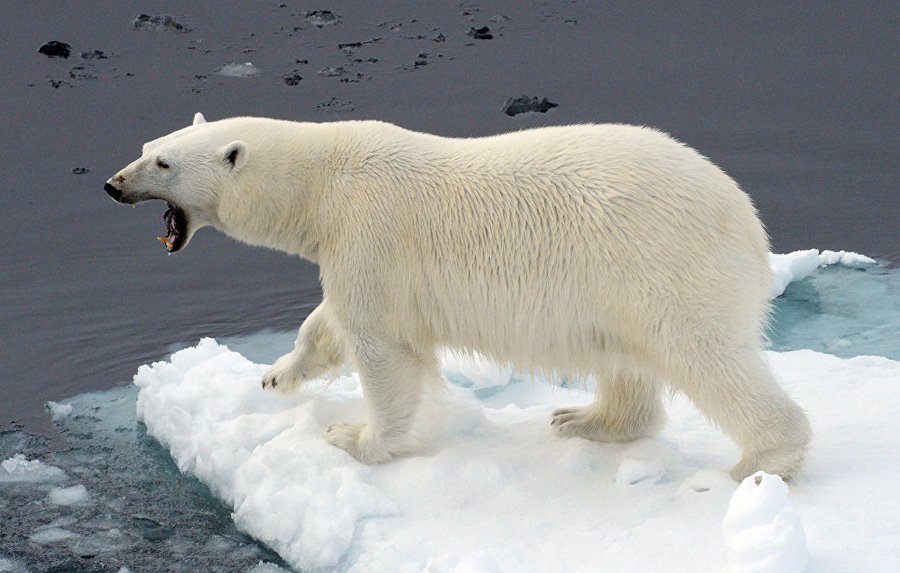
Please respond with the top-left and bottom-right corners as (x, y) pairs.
(723, 472), (808, 573)
(768, 249), (876, 298)
(135, 337), (900, 572)
(0, 454), (65, 483)
(615, 457), (666, 487)
(48, 484), (91, 506)
(45, 400), (73, 420)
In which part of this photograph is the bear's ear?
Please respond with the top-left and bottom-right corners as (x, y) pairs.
(193, 112), (207, 125)
(221, 141), (247, 171)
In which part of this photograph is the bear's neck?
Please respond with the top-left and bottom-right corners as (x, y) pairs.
(216, 149), (334, 263)
(213, 120), (409, 265)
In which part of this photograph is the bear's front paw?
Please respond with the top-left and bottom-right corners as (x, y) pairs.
(324, 422), (393, 464)
(260, 353), (304, 395)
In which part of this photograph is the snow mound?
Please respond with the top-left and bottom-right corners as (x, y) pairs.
(723, 472), (808, 573)
(0, 454), (65, 483)
(768, 249), (876, 297)
(135, 338), (900, 572)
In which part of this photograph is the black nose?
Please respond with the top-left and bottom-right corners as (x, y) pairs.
(104, 182), (123, 202)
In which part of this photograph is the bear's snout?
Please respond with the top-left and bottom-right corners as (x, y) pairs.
(104, 182), (124, 203)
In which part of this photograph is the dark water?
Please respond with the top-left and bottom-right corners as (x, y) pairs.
(2, 2), (898, 439)
(0, 387), (290, 572)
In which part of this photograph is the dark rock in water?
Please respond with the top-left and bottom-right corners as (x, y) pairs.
(39, 41), (71, 59)
(133, 14), (190, 33)
(48, 79), (73, 89)
(282, 73), (303, 86)
(339, 72), (369, 83)
(338, 37), (380, 50)
(468, 26), (493, 40)
(69, 64), (98, 80)
(432, 32), (446, 43)
(80, 50), (108, 60)
(305, 10), (339, 27)
(503, 96), (559, 116)
(72, 167), (90, 175)
(316, 97), (355, 113)
(317, 66), (346, 78)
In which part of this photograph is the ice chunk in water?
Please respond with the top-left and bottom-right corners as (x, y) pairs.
(29, 526), (78, 545)
(0, 555), (30, 573)
(48, 484), (90, 506)
(768, 249), (876, 298)
(215, 62), (260, 77)
(0, 454), (65, 482)
(45, 400), (73, 420)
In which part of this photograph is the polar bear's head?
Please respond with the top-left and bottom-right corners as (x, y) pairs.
(104, 112), (247, 253)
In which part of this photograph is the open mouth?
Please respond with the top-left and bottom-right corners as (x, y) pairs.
(158, 202), (187, 253)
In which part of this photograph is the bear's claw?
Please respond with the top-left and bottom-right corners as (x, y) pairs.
(261, 353), (304, 394)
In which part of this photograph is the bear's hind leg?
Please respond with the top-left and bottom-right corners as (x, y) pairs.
(552, 367), (664, 442)
(325, 333), (440, 464)
(261, 300), (348, 394)
(672, 349), (811, 481)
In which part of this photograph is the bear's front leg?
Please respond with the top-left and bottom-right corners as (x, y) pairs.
(261, 300), (348, 394)
(325, 332), (439, 464)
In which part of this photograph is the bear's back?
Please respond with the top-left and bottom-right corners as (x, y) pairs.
(318, 122), (771, 367)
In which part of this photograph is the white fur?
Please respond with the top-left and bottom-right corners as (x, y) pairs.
(107, 116), (811, 480)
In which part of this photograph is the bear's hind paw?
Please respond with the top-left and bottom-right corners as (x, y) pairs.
(324, 422), (393, 464)
(552, 406), (611, 441)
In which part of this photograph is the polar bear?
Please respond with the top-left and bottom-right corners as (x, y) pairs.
(105, 113), (811, 480)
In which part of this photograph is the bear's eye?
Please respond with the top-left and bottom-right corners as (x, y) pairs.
(156, 159), (170, 169)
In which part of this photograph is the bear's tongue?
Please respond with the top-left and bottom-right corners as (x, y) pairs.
(157, 202), (184, 253)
